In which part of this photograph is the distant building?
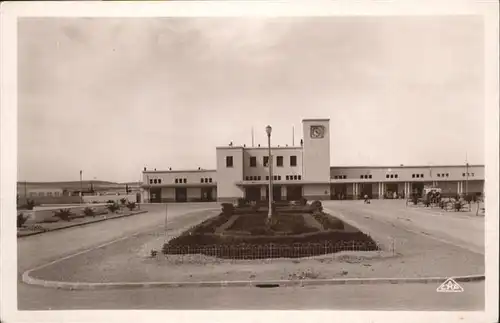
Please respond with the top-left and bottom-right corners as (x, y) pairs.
(141, 118), (484, 203)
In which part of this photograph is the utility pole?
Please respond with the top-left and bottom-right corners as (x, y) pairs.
(80, 170), (83, 204)
(465, 153), (469, 197)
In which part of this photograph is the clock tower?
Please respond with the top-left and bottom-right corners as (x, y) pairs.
(302, 118), (331, 199)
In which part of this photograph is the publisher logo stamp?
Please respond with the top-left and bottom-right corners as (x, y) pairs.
(436, 278), (464, 293)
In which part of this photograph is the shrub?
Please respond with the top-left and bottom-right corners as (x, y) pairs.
(312, 212), (344, 230)
(311, 200), (323, 212)
(120, 198), (128, 205)
(150, 250), (158, 257)
(221, 203), (234, 216)
(83, 207), (95, 217)
(107, 200), (115, 204)
(237, 198), (247, 207)
(126, 202), (136, 210)
(299, 197), (308, 206)
(107, 203), (120, 213)
(54, 208), (72, 221)
(17, 213), (28, 228)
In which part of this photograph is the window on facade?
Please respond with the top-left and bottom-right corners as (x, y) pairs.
(209, 178), (213, 182)
(437, 174), (441, 177)
(390, 175), (394, 178)
(226, 156), (233, 167)
(472, 173), (475, 177)
(286, 175), (290, 180)
(334, 176), (337, 179)
(360, 175), (364, 179)
(266, 176), (269, 180)
(201, 178), (205, 183)
(158, 179), (162, 184)
(415, 174), (419, 178)
(150, 179), (154, 184)
(154, 179), (158, 184)
(47, 192), (53, 196)
(290, 156), (297, 167)
(273, 175), (277, 180)
(183, 178), (187, 183)
(54, 192), (60, 197)
(250, 156), (257, 167)
(343, 175), (347, 179)
(369, 175), (372, 179)
(421, 174), (424, 178)
(395, 174), (398, 178)
(298, 175), (302, 180)
(386, 174), (390, 179)
(276, 156), (284, 167)
(446, 173), (449, 177)
(462, 173), (465, 177)
(279, 176), (282, 180)
(412, 174), (415, 178)
(263, 156), (269, 167)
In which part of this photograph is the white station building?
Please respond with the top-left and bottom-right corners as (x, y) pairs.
(141, 118), (484, 203)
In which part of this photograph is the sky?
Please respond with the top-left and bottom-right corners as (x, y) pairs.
(17, 16), (485, 183)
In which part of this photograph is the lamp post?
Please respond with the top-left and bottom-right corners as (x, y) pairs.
(266, 125), (273, 221)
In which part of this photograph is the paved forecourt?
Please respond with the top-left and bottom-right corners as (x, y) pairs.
(17, 203), (219, 273)
(17, 200), (485, 310)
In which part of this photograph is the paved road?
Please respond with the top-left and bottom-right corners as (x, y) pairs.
(18, 280), (483, 310)
(16, 201), (485, 311)
(323, 200), (484, 255)
(17, 203), (219, 273)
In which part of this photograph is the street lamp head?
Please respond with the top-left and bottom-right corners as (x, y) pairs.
(265, 125), (272, 136)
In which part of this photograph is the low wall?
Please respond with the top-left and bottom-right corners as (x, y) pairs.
(82, 194), (137, 204)
(24, 204), (110, 223)
(18, 196), (82, 206)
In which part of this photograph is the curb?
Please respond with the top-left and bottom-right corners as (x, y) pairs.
(17, 211), (149, 238)
(22, 271), (485, 290)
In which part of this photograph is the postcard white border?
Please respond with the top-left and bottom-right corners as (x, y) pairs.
(1, 1), (498, 323)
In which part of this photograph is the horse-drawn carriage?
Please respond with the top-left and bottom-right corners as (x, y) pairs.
(406, 187), (472, 212)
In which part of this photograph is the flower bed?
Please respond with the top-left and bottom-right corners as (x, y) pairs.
(161, 202), (379, 259)
(311, 212), (345, 230)
(163, 236), (378, 259)
(227, 213), (319, 235)
(164, 229), (378, 259)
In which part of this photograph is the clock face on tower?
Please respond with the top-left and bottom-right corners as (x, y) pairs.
(310, 125), (325, 139)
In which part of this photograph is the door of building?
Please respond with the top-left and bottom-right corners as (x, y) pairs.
(175, 187), (187, 202)
(150, 188), (162, 203)
(201, 187), (213, 201)
(245, 187), (261, 201)
(286, 185), (303, 201)
(265, 186), (282, 201)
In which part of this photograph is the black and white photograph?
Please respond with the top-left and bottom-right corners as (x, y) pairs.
(1, 1), (498, 323)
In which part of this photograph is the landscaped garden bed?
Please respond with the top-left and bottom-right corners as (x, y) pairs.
(17, 201), (145, 237)
(163, 199), (379, 259)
